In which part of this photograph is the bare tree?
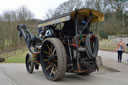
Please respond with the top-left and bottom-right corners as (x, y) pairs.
(109, 0), (128, 15)
(46, 9), (55, 19)
(85, 0), (110, 12)
(0, 5), (35, 52)
(56, 0), (83, 14)
(46, 0), (83, 19)
(17, 5), (34, 21)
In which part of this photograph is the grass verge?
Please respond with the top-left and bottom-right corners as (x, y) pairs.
(4, 49), (28, 63)
(99, 39), (128, 52)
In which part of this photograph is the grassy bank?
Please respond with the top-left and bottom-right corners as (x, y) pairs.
(99, 39), (117, 51)
(3, 48), (28, 63)
(99, 39), (128, 52)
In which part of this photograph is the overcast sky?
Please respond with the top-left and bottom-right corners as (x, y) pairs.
(0, 0), (68, 19)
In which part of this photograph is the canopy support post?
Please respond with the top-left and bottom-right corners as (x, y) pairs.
(74, 11), (81, 71)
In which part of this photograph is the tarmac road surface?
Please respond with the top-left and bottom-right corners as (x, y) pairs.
(0, 50), (128, 85)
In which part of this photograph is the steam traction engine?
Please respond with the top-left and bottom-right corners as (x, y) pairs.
(17, 8), (104, 81)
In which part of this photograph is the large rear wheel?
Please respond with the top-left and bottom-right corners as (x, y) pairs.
(40, 38), (67, 81)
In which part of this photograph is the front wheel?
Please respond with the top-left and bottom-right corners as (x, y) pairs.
(25, 53), (34, 73)
(40, 38), (67, 81)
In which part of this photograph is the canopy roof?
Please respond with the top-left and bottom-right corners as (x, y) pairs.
(38, 8), (104, 28)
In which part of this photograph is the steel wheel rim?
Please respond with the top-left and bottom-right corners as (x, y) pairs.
(41, 41), (58, 79)
(27, 57), (32, 71)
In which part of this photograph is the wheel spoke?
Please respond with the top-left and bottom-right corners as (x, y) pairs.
(53, 64), (57, 75)
(46, 64), (52, 71)
(52, 71), (56, 76)
(43, 59), (48, 62)
(44, 51), (51, 56)
(51, 43), (53, 53)
(50, 67), (54, 76)
(52, 48), (56, 55)
(46, 44), (52, 54)
(49, 64), (57, 76)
